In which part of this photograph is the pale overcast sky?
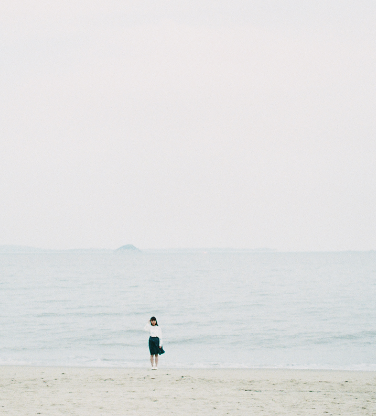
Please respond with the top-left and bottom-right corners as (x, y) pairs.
(1, 1), (375, 251)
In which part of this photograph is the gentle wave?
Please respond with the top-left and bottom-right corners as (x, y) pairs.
(1, 251), (375, 369)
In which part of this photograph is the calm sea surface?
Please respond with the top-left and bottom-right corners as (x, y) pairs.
(0, 251), (375, 369)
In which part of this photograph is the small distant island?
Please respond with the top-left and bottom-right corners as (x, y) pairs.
(115, 244), (141, 252)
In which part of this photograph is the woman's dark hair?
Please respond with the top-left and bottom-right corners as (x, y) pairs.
(150, 316), (158, 326)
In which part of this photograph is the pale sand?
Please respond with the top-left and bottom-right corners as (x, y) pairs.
(1, 367), (375, 415)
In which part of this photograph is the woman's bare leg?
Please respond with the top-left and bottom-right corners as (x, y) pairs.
(150, 355), (154, 367)
(155, 354), (159, 368)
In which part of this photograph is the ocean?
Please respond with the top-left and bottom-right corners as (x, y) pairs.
(0, 250), (375, 370)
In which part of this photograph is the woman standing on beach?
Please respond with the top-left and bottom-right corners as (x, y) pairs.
(144, 316), (163, 369)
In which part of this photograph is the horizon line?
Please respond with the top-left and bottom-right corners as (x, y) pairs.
(0, 244), (375, 253)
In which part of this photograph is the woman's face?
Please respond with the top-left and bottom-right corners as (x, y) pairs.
(151, 320), (156, 326)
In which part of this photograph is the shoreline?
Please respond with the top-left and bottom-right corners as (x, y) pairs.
(1, 366), (375, 415)
(1, 363), (376, 371)
(1, 362), (375, 371)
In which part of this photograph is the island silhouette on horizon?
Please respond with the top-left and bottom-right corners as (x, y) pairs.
(115, 244), (140, 252)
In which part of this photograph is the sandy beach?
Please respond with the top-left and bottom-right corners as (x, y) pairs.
(1, 367), (375, 415)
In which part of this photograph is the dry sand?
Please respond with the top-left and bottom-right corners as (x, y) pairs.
(1, 366), (375, 415)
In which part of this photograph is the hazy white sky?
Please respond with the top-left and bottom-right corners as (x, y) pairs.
(1, 1), (375, 251)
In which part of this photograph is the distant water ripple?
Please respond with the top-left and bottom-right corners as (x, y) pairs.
(0, 251), (375, 369)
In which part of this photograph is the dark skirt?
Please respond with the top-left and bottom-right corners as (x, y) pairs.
(149, 337), (160, 355)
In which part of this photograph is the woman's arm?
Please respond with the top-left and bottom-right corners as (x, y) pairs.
(143, 323), (150, 332)
(158, 327), (163, 346)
